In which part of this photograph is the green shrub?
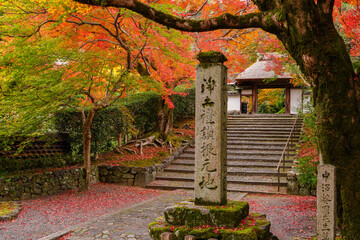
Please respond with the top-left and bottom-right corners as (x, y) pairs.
(297, 155), (319, 190)
(297, 107), (319, 191)
(0, 155), (74, 173)
(54, 89), (195, 159)
(173, 87), (195, 122)
(0, 134), (75, 173)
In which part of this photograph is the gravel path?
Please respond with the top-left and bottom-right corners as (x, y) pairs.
(0, 183), (167, 240)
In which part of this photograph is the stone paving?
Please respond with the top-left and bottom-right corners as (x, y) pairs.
(44, 190), (193, 240)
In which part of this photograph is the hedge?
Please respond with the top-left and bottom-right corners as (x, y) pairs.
(0, 134), (73, 173)
(54, 89), (195, 158)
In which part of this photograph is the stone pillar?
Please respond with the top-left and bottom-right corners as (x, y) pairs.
(317, 164), (336, 240)
(195, 51), (227, 206)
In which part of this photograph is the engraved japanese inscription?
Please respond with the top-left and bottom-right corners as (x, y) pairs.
(194, 52), (227, 205)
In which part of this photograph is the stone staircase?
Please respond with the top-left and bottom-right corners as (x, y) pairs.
(147, 114), (303, 194)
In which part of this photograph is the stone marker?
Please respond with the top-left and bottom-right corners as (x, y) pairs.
(317, 164), (336, 240)
(194, 51), (228, 205)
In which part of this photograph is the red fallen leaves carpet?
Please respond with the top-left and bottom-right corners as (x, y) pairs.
(244, 194), (317, 239)
(0, 183), (166, 240)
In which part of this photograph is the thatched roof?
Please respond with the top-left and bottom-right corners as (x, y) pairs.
(236, 56), (292, 80)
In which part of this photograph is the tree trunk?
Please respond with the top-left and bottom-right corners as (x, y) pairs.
(157, 99), (174, 137)
(275, 3), (360, 237)
(117, 132), (122, 148)
(82, 108), (96, 190)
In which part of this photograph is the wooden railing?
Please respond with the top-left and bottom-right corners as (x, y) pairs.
(276, 117), (300, 192)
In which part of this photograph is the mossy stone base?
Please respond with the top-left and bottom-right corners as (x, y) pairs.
(149, 212), (271, 240)
(164, 200), (249, 228)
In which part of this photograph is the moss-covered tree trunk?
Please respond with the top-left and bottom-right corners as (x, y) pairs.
(82, 108), (96, 190)
(274, 2), (360, 237)
(157, 99), (174, 137)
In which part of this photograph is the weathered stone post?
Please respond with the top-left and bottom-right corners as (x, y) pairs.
(194, 51), (227, 205)
(317, 164), (336, 239)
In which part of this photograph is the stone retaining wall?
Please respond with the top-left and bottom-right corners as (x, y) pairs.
(0, 139), (193, 200)
(0, 168), (85, 201)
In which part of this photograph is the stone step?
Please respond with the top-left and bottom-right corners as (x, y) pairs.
(227, 120), (299, 123)
(227, 128), (301, 132)
(227, 118), (299, 121)
(227, 134), (299, 139)
(148, 114), (302, 195)
(187, 145), (295, 151)
(227, 120), (302, 124)
(226, 138), (295, 143)
(227, 115), (300, 119)
(226, 141), (296, 146)
(189, 142), (296, 151)
(227, 122), (302, 125)
(154, 173), (287, 186)
(146, 180), (287, 194)
(163, 166), (288, 177)
(178, 154), (294, 162)
(184, 149), (295, 156)
(227, 145), (292, 151)
(228, 113), (298, 118)
(171, 159), (293, 168)
(190, 142), (297, 147)
(228, 130), (301, 134)
(228, 123), (301, 126)
(228, 116), (298, 119)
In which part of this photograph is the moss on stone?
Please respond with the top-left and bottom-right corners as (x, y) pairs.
(149, 224), (265, 240)
(148, 220), (172, 240)
(209, 201), (250, 227)
(220, 228), (258, 240)
(165, 133), (182, 148)
(196, 51), (227, 64)
(149, 201), (270, 239)
(174, 227), (219, 240)
(164, 201), (249, 228)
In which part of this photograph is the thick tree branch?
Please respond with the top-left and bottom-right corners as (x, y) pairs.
(72, 0), (281, 34)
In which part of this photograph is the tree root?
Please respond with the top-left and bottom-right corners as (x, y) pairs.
(115, 147), (137, 154)
(175, 131), (185, 136)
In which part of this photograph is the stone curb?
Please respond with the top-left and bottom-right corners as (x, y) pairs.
(0, 201), (22, 221)
(38, 189), (185, 240)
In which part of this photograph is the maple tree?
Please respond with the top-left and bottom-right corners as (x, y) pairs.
(0, 35), (144, 189)
(69, 0), (360, 237)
